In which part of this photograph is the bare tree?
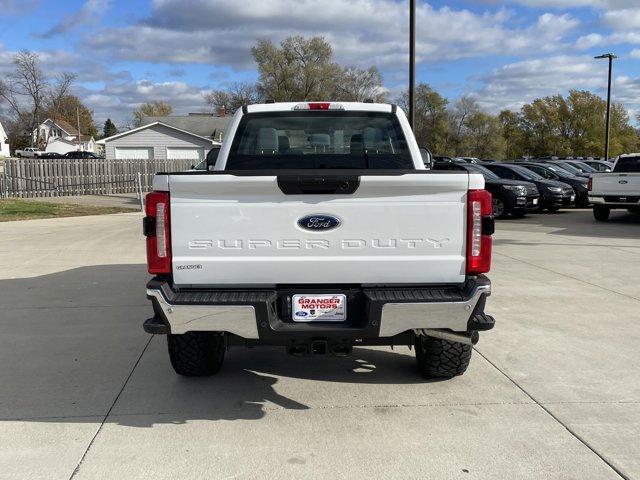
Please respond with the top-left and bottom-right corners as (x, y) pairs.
(204, 82), (261, 113)
(48, 72), (77, 122)
(132, 100), (173, 127)
(10, 51), (48, 146)
(336, 66), (386, 102)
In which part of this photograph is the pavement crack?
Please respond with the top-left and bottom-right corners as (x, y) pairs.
(494, 251), (640, 303)
(68, 335), (153, 480)
(474, 348), (630, 480)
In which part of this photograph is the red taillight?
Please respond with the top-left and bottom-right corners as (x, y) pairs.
(293, 102), (344, 111)
(466, 189), (493, 275)
(144, 191), (171, 274)
(308, 102), (331, 110)
(587, 177), (592, 191)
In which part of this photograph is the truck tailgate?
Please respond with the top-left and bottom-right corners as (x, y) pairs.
(169, 173), (470, 286)
(591, 173), (640, 196)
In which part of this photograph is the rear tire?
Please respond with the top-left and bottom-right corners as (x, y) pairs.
(167, 331), (226, 376)
(593, 206), (610, 222)
(415, 335), (472, 379)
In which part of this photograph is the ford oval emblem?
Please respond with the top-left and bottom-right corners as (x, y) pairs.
(297, 214), (341, 231)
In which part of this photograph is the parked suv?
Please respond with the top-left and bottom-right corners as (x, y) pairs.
(435, 162), (539, 218)
(482, 163), (575, 212)
(519, 163), (590, 207)
(142, 101), (496, 380)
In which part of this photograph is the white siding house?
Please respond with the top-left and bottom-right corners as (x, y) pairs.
(0, 120), (8, 158)
(33, 118), (96, 153)
(98, 122), (220, 160)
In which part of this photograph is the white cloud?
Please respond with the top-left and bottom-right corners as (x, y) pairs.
(79, 80), (210, 125)
(85, 0), (579, 69)
(472, 54), (640, 117)
(575, 33), (605, 49)
(472, 55), (607, 112)
(630, 48), (640, 59)
(603, 7), (640, 31)
(40, 0), (111, 38)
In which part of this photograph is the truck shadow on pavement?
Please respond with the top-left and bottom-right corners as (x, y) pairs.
(0, 264), (430, 428)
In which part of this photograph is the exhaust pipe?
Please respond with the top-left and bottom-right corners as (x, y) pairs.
(415, 329), (479, 346)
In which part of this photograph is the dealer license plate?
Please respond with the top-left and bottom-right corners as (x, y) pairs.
(571, 195), (576, 202)
(533, 198), (539, 205)
(292, 294), (347, 322)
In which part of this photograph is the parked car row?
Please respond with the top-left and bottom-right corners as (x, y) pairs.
(430, 153), (638, 222)
(432, 159), (584, 219)
(12, 149), (104, 159)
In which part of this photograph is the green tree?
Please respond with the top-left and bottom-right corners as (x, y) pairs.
(396, 83), (449, 154)
(499, 110), (524, 159)
(251, 36), (343, 101)
(464, 111), (505, 159)
(132, 100), (173, 127)
(103, 118), (118, 138)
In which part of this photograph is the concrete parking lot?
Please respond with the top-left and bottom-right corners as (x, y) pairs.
(1, 209), (639, 479)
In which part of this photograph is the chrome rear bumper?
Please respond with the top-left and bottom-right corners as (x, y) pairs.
(146, 277), (492, 340)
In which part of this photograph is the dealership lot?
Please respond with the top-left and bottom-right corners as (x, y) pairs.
(0, 210), (639, 480)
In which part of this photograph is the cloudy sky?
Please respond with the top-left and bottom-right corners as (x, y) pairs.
(1, 0), (640, 126)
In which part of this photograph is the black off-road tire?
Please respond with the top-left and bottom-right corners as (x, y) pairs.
(167, 331), (226, 376)
(415, 335), (472, 379)
(593, 205), (610, 222)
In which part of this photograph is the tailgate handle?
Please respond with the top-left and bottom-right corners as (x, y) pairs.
(277, 175), (360, 194)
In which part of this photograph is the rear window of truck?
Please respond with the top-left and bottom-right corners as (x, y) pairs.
(226, 112), (414, 170)
(614, 156), (640, 173)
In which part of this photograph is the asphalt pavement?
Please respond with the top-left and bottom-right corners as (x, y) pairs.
(0, 208), (639, 480)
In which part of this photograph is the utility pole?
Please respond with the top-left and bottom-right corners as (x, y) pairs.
(76, 105), (81, 151)
(594, 53), (617, 161)
(408, 0), (416, 130)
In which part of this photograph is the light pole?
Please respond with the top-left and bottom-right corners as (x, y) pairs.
(594, 53), (617, 161)
(408, 0), (415, 130)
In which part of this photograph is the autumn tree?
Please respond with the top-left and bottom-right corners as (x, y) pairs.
(44, 94), (97, 138)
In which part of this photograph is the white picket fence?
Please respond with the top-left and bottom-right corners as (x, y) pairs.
(0, 157), (194, 198)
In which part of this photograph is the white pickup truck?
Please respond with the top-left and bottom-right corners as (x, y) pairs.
(589, 153), (640, 221)
(142, 101), (495, 379)
(14, 147), (44, 158)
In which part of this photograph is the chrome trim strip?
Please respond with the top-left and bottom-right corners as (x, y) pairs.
(379, 284), (490, 337)
(147, 289), (259, 338)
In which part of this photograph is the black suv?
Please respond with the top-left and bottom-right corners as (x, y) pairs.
(482, 163), (575, 212)
(434, 162), (540, 218)
(63, 151), (103, 159)
(518, 163), (590, 207)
